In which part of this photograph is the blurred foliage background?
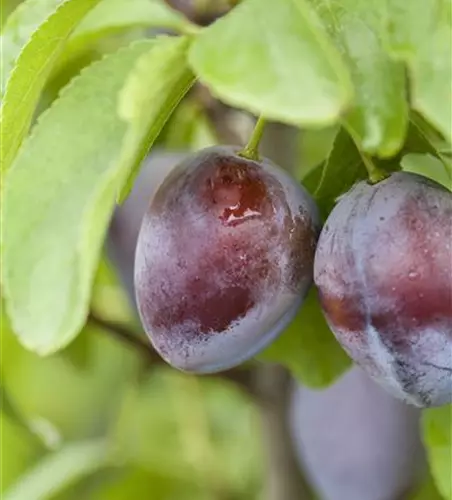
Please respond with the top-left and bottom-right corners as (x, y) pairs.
(1, 257), (264, 499)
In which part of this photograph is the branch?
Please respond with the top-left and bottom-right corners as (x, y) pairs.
(252, 364), (317, 500)
(89, 312), (159, 361)
(88, 312), (253, 393)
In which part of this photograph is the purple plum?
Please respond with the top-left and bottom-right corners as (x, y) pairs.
(134, 145), (320, 373)
(314, 172), (452, 407)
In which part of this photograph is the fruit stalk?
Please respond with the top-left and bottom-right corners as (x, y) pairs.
(239, 115), (267, 161)
(360, 152), (388, 184)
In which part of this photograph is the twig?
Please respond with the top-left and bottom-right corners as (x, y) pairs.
(88, 313), (159, 362)
(252, 364), (317, 500)
(88, 312), (253, 393)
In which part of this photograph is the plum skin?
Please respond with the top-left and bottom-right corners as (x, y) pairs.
(134, 145), (320, 373)
(314, 172), (452, 407)
(108, 152), (185, 302)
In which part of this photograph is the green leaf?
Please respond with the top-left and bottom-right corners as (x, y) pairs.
(0, 0), (63, 98)
(1, 305), (139, 440)
(73, 0), (195, 39)
(303, 127), (401, 220)
(1, 0), (25, 23)
(2, 0), (190, 120)
(1, 0), (104, 175)
(109, 371), (262, 493)
(117, 36), (195, 200)
(3, 36), (195, 355)
(296, 125), (338, 180)
(2, 41), (154, 354)
(401, 154), (452, 191)
(109, 376), (208, 480)
(401, 118), (451, 181)
(408, 114), (452, 160)
(162, 99), (218, 151)
(422, 405), (452, 500)
(59, 329), (91, 370)
(384, 0), (452, 141)
(311, 0), (408, 156)
(91, 467), (207, 500)
(190, 113), (219, 151)
(54, 0), (197, 81)
(0, 385), (45, 452)
(303, 127), (368, 219)
(260, 288), (351, 387)
(410, 475), (444, 500)
(189, 0), (353, 126)
(1, 411), (42, 492)
(3, 440), (110, 500)
(91, 255), (134, 324)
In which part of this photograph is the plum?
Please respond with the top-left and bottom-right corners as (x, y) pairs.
(314, 172), (452, 407)
(108, 152), (184, 302)
(290, 367), (426, 500)
(134, 145), (320, 373)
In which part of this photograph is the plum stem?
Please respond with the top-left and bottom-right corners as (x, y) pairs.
(359, 152), (388, 184)
(345, 125), (388, 184)
(238, 116), (267, 161)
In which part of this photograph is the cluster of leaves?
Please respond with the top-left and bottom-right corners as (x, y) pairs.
(1, 0), (451, 498)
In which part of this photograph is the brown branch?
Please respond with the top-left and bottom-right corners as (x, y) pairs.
(89, 313), (160, 362)
(252, 364), (317, 500)
(88, 312), (253, 393)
